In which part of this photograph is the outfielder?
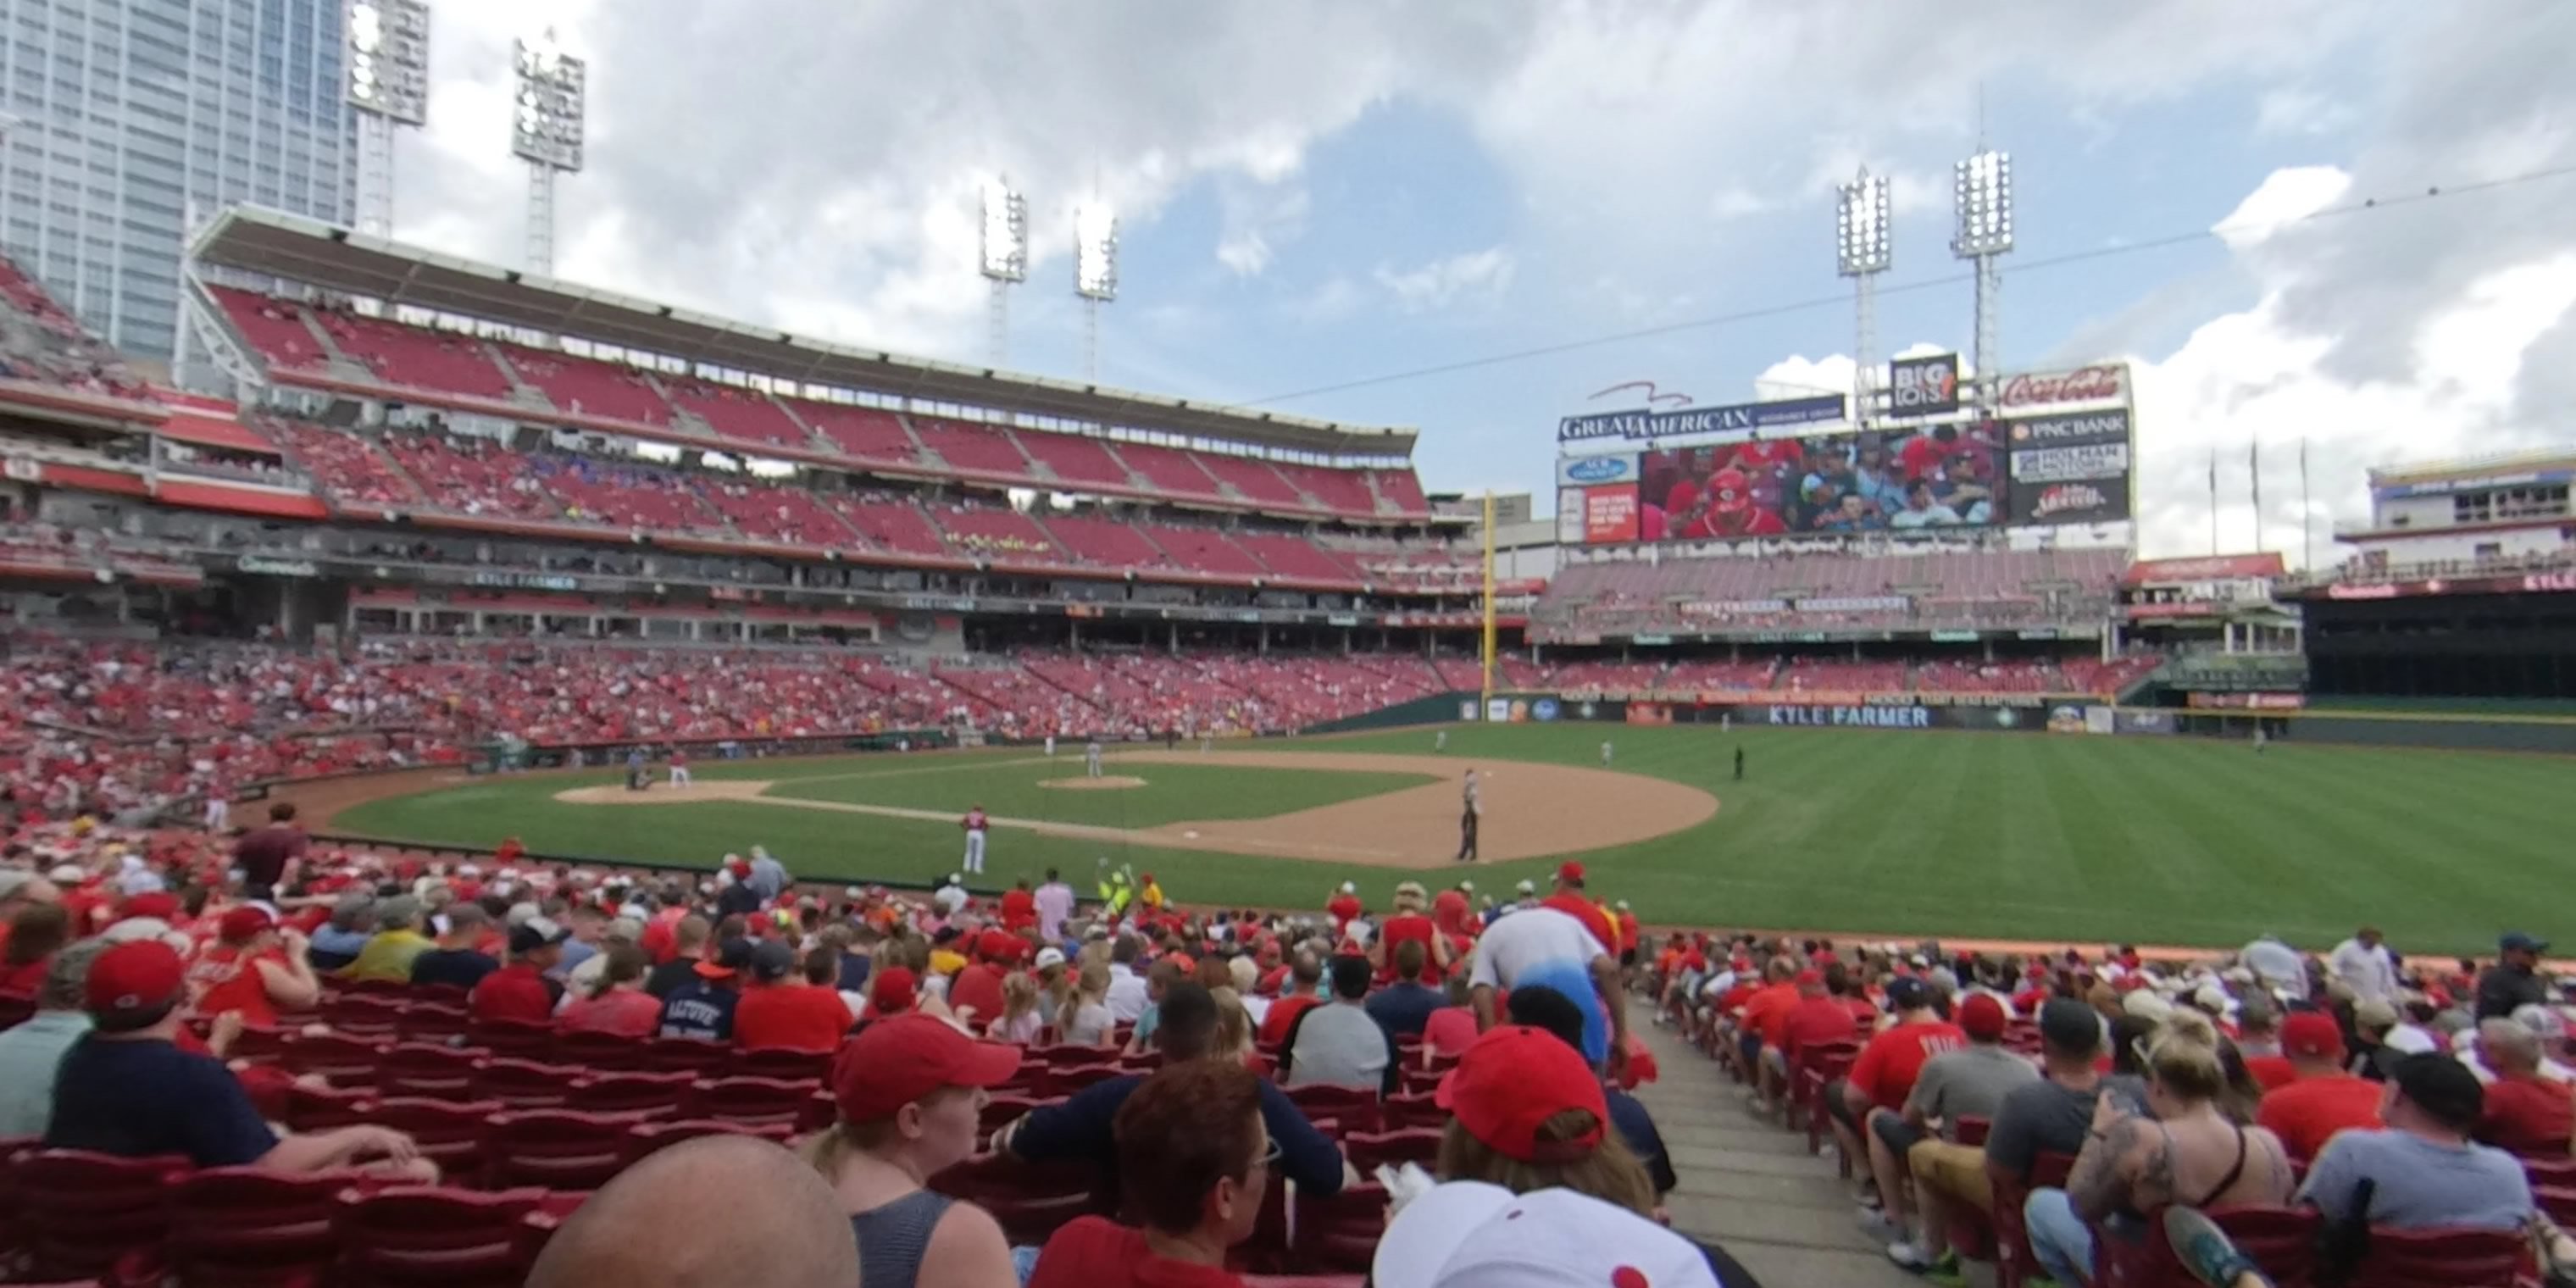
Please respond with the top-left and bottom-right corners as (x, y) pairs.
(960, 803), (989, 874)
(1435, 729), (1448, 753)
(1456, 769), (1481, 863)
(1600, 740), (1614, 767)
(668, 747), (692, 788)
(1085, 739), (1104, 778)
(1045, 735), (1057, 758)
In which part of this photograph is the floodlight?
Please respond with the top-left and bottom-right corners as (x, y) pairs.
(1074, 202), (1119, 302)
(344, 0), (430, 125)
(1951, 149), (2012, 258)
(1835, 169), (1890, 277)
(980, 180), (1028, 283)
(510, 31), (586, 175)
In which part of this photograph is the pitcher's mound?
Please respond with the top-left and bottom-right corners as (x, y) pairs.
(1043, 775), (1146, 791)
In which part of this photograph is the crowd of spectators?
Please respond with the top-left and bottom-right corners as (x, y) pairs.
(1649, 919), (2573, 1283)
(0, 809), (1757, 1287)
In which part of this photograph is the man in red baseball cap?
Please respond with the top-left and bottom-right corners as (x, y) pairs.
(1881, 992), (2040, 1271)
(1540, 862), (1618, 955)
(187, 903), (319, 1030)
(47, 940), (433, 1178)
(810, 1013), (1023, 1288)
(2253, 1010), (2384, 1162)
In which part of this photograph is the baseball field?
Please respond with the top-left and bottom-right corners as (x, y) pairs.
(301, 722), (2575, 957)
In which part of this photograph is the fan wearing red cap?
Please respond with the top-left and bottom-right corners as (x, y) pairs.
(1879, 992), (2042, 1271)
(1432, 1025), (1657, 1213)
(186, 903), (318, 1030)
(46, 940), (434, 1180)
(2254, 1010), (2384, 1162)
(813, 1014), (1023, 1288)
(1540, 862), (1618, 956)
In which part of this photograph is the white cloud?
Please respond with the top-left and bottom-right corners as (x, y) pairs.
(1752, 341), (1961, 402)
(1374, 247), (1517, 314)
(1214, 183), (1311, 278)
(2255, 88), (2354, 137)
(2212, 165), (2352, 249)
(1709, 186), (1768, 220)
(1285, 275), (1365, 325)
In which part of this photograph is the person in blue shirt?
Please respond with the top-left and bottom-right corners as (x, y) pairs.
(658, 938), (751, 1041)
(997, 981), (1348, 1198)
(47, 941), (434, 1179)
(1364, 940), (1446, 1042)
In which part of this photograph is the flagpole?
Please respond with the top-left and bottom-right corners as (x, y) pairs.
(2250, 437), (2263, 554)
(2208, 447), (2219, 555)
(2300, 438), (2314, 570)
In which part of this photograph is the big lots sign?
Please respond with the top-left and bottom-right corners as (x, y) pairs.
(1999, 364), (2128, 411)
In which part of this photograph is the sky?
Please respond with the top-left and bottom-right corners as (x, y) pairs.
(391, 1), (2576, 565)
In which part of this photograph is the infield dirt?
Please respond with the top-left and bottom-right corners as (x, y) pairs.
(534, 748), (1718, 869)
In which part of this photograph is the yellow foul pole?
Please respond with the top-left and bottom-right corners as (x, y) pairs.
(1480, 489), (1497, 708)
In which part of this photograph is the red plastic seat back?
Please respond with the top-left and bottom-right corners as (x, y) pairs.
(464, 1017), (553, 1058)
(567, 1070), (696, 1116)
(333, 1185), (548, 1288)
(483, 1109), (641, 1191)
(1293, 1180), (1390, 1272)
(282, 1032), (389, 1085)
(369, 1097), (503, 1179)
(734, 1046), (832, 1083)
(397, 1002), (470, 1045)
(929, 1153), (1101, 1246)
(376, 1041), (483, 1098)
(1381, 1091), (1444, 1130)
(643, 1035), (735, 1075)
(553, 1029), (648, 1072)
(11, 1149), (187, 1280)
(2346, 1225), (2524, 1288)
(322, 992), (407, 1038)
(1045, 1063), (1129, 1097)
(625, 1119), (796, 1164)
(1341, 1127), (1441, 1173)
(469, 1056), (581, 1110)
(687, 1075), (815, 1128)
(168, 1166), (353, 1280)
(1285, 1085), (1381, 1136)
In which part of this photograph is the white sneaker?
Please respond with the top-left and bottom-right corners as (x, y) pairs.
(1857, 1207), (1900, 1241)
(1886, 1240), (1933, 1272)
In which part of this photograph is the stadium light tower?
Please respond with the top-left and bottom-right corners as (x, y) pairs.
(1835, 167), (1891, 421)
(345, 0), (430, 239)
(979, 177), (1028, 368)
(1073, 200), (1118, 383)
(511, 29), (586, 275)
(1951, 147), (2013, 403)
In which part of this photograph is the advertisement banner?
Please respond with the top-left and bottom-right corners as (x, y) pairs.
(2186, 692), (2307, 710)
(1557, 453), (1640, 486)
(2083, 706), (2117, 735)
(1625, 702), (1674, 726)
(2011, 442), (2130, 484)
(1888, 353), (1962, 419)
(2114, 709), (2178, 735)
(1581, 484), (1641, 543)
(2124, 553), (2286, 585)
(1486, 697), (1513, 722)
(2004, 409), (2132, 447)
(1557, 393), (1846, 443)
(1638, 423), (2000, 541)
(1749, 703), (2045, 732)
(1997, 364), (2129, 412)
(1555, 488), (1585, 545)
(2008, 477), (2133, 525)
(1458, 700), (1480, 722)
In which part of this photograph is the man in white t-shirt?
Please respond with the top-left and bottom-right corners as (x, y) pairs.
(2329, 926), (2400, 1002)
(1467, 905), (1624, 1073)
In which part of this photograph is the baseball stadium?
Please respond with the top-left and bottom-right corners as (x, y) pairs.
(3, 7), (2574, 1288)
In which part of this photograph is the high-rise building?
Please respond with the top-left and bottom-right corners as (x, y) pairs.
(0, 0), (356, 363)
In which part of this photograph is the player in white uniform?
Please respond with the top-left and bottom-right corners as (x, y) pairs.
(1435, 730), (1448, 753)
(1600, 740), (1614, 766)
(1085, 740), (1104, 778)
(1045, 735), (1057, 758)
(202, 791), (230, 832)
(961, 804), (989, 874)
(668, 747), (692, 788)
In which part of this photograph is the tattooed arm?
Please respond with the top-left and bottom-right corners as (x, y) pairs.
(2066, 1113), (2141, 1222)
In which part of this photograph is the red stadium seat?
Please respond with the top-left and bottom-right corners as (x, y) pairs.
(376, 1042), (485, 1100)
(322, 993), (407, 1039)
(482, 1110), (643, 1191)
(980, 1094), (1047, 1139)
(1381, 1091), (1444, 1131)
(2346, 1226), (2524, 1288)
(643, 1035), (735, 1075)
(624, 1119), (796, 1165)
(929, 1154), (1100, 1246)
(566, 1070), (697, 1117)
(8, 1149), (187, 1281)
(282, 1032), (388, 1086)
(469, 1057), (581, 1111)
(1292, 1181), (1390, 1273)
(734, 1046), (833, 1083)
(1341, 1128), (1441, 1173)
(552, 1030), (647, 1072)
(285, 1083), (377, 1132)
(1993, 1151), (2076, 1288)
(167, 1166), (354, 1286)
(331, 1186), (555, 1288)
(397, 1002), (471, 1046)
(686, 1076), (815, 1130)
(2093, 1205), (2317, 1288)
(464, 1019), (553, 1059)
(1285, 1085), (1381, 1136)
(1044, 1063), (1129, 1097)
(368, 1097), (503, 1180)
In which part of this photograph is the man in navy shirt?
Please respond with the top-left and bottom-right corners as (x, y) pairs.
(997, 981), (1349, 1197)
(1365, 940), (1446, 1042)
(47, 941), (434, 1178)
(658, 937), (750, 1041)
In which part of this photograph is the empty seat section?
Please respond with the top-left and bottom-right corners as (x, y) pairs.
(1232, 533), (1360, 582)
(828, 495), (952, 559)
(1041, 514), (1164, 569)
(1270, 463), (1378, 516)
(666, 381), (811, 452)
(792, 402), (920, 464)
(1373, 469), (1431, 514)
(1015, 430), (1134, 487)
(1113, 441), (1223, 497)
(930, 502), (1062, 564)
(697, 480), (858, 547)
(912, 419), (1034, 478)
(1195, 453), (1306, 506)
(314, 312), (516, 399)
(1147, 527), (1266, 578)
(498, 347), (675, 425)
(208, 288), (330, 371)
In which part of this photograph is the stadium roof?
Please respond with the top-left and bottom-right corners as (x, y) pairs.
(187, 206), (1415, 458)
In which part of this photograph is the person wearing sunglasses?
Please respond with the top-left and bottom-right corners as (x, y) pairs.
(1025, 1059), (1273, 1288)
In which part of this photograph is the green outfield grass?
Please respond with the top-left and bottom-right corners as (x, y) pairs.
(325, 724), (2576, 958)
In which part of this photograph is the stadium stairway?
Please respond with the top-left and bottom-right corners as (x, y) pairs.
(1625, 1006), (1920, 1288)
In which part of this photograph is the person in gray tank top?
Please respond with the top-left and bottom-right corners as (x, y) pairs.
(807, 1013), (1026, 1288)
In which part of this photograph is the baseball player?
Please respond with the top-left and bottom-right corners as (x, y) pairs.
(668, 747), (691, 789)
(1085, 739), (1104, 778)
(625, 747), (647, 791)
(1045, 735), (1057, 758)
(1455, 769), (1481, 863)
(201, 788), (230, 833)
(960, 802), (989, 874)
(1435, 729), (1448, 753)
(1600, 739), (1614, 767)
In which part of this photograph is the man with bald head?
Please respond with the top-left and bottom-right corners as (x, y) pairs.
(528, 1134), (858, 1288)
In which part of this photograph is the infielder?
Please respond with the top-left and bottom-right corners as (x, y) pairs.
(668, 747), (692, 788)
(1455, 769), (1481, 863)
(960, 802), (989, 874)
(1085, 739), (1104, 778)
(1600, 740), (1614, 767)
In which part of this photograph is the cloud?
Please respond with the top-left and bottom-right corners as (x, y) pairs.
(1214, 181), (1312, 277)
(1284, 275), (1365, 325)
(1374, 247), (1517, 314)
(2255, 88), (2354, 137)
(1709, 186), (1768, 220)
(2212, 165), (2352, 250)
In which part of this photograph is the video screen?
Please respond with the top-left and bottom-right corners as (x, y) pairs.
(1635, 424), (2001, 541)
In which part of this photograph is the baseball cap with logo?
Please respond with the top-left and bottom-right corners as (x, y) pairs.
(830, 1013), (1022, 1123)
(216, 905), (277, 943)
(1437, 1025), (1607, 1164)
(695, 937), (754, 980)
(2282, 1011), (2346, 1060)
(86, 939), (187, 1030)
(509, 915), (573, 956)
(1372, 1181), (1723, 1288)
(1555, 862), (1585, 886)
(1885, 976), (1935, 1012)
(869, 966), (919, 1015)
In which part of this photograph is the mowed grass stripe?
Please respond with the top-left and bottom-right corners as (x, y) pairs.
(331, 724), (2574, 955)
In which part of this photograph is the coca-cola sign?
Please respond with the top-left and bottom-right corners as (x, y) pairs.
(2000, 364), (2129, 410)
